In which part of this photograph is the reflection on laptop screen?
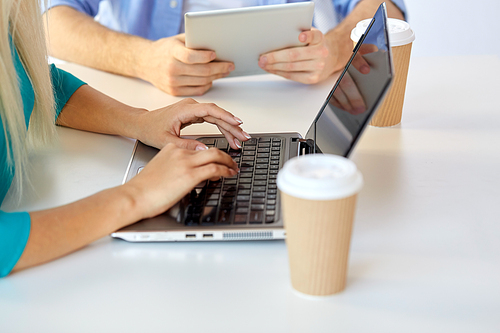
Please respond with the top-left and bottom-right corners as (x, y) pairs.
(305, 5), (392, 157)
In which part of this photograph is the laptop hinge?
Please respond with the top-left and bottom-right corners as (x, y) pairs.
(297, 139), (315, 156)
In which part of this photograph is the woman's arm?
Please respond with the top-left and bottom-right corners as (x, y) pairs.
(12, 80), (248, 273)
(55, 84), (249, 150)
(12, 144), (238, 273)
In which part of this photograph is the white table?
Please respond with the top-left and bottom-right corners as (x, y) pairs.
(1, 55), (499, 332)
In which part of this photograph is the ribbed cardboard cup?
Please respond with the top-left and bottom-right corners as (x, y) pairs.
(277, 155), (363, 296)
(351, 18), (415, 127)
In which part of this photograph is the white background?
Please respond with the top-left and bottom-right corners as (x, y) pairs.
(403, 0), (499, 57)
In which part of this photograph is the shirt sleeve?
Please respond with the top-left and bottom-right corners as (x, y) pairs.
(50, 65), (86, 119)
(43, 0), (102, 17)
(333, 0), (408, 20)
(0, 66), (85, 277)
(0, 211), (30, 277)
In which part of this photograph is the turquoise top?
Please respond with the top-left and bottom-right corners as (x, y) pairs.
(0, 36), (85, 277)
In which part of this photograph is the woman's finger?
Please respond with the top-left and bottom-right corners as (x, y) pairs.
(189, 148), (239, 171)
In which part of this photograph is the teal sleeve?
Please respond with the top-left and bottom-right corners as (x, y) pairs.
(0, 211), (31, 277)
(0, 66), (84, 277)
(50, 64), (86, 119)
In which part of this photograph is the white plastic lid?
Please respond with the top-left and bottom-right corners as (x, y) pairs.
(350, 18), (415, 47)
(277, 154), (363, 200)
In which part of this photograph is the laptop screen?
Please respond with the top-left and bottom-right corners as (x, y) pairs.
(305, 3), (392, 157)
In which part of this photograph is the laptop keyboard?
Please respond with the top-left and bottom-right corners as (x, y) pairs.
(180, 136), (284, 226)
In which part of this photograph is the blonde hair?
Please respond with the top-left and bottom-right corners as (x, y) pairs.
(0, 0), (55, 195)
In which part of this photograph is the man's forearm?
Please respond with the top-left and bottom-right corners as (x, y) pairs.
(333, 0), (405, 34)
(44, 6), (152, 78)
(324, 0), (405, 72)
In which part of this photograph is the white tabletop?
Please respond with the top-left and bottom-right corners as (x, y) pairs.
(1, 55), (500, 332)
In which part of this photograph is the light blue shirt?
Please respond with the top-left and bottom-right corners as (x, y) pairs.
(0, 36), (85, 277)
(46, 0), (407, 41)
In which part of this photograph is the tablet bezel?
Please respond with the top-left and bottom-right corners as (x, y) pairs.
(185, 2), (315, 77)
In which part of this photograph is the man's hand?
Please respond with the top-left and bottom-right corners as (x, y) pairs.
(258, 28), (335, 84)
(330, 71), (366, 115)
(138, 34), (235, 96)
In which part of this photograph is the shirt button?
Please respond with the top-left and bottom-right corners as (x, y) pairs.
(170, 0), (177, 8)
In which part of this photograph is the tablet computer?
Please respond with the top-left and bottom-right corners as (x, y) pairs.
(184, 2), (315, 77)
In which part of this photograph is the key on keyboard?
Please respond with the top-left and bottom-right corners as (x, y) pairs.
(181, 136), (283, 226)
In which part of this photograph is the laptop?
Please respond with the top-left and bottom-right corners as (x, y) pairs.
(184, 2), (314, 77)
(111, 3), (393, 242)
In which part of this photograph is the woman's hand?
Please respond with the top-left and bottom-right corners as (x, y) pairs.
(123, 143), (238, 220)
(13, 144), (237, 273)
(135, 98), (250, 150)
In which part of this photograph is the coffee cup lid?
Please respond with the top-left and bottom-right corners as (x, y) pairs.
(350, 18), (415, 47)
(277, 154), (363, 200)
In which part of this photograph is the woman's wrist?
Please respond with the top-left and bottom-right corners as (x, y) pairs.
(118, 106), (150, 141)
(104, 184), (147, 230)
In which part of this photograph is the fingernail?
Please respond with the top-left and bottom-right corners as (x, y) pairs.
(195, 144), (208, 151)
(354, 106), (366, 114)
(234, 138), (242, 148)
(299, 33), (307, 43)
(360, 65), (370, 74)
(229, 64), (235, 71)
(233, 116), (243, 124)
(259, 56), (267, 67)
(242, 131), (251, 139)
(210, 52), (216, 60)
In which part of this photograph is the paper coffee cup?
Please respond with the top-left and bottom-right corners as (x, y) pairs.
(277, 154), (363, 296)
(351, 18), (415, 127)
